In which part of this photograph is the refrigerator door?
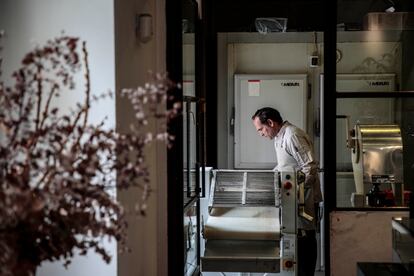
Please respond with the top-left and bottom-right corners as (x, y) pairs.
(234, 74), (308, 169)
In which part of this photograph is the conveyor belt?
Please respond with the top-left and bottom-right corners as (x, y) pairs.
(209, 170), (279, 207)
(204, 207), (280, 241)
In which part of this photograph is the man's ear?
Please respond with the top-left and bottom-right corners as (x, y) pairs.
(266, 119), (274, 127)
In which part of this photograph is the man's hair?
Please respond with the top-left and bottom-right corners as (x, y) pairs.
(252, 107), (283, 124)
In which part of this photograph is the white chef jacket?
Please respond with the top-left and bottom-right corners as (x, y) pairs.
(274, 121), (322, 230)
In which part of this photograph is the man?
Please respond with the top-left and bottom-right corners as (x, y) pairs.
(252, 107), (322, 276)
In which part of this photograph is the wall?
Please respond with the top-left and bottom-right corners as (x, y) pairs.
(114, 0), (168, 275)
(1, 0), (169, 275)
(0, 0), (116, 276)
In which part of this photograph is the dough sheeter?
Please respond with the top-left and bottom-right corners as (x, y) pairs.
(201, 169), (308, 275)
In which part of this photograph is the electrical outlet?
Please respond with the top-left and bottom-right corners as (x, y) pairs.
(309, 55), (319, 67)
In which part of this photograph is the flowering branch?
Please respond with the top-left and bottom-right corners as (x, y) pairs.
(0, 33), (180, 276)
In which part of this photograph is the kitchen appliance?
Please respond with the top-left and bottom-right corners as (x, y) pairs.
(201, 169), (306, 275)
(233, 74), (308, 169)
(350, 124), (404, 207)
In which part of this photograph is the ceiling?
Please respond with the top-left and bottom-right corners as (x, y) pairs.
(211, 0), (414, 32)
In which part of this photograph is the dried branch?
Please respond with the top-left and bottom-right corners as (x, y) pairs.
(0, 35), (180, 276)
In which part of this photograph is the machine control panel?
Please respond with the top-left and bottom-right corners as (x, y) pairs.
(280, 170), (298, 275)
(283, 258), (295, 270)
(283, 181), (292, 190)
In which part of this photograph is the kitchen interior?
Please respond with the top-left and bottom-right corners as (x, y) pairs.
(175, 0), (414, 276)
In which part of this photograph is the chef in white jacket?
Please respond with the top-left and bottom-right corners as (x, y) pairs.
(252, 107), (322, 276)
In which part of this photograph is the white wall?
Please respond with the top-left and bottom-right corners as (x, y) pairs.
(114, 0), (168, 275)
(0, 1), (116, 275)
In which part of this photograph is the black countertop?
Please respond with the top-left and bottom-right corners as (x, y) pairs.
(357, 262), (411, 276)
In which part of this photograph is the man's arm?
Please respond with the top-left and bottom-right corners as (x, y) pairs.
(286, 132), (322, 207)
(286, 133), (319, 177)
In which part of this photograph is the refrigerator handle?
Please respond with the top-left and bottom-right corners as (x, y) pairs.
(230, 106), (235, 136)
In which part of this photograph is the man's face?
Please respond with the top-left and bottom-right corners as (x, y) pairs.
(252, 117), (279, 139)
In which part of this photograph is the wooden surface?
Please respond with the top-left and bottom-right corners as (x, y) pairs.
(330, 210), (408, 276)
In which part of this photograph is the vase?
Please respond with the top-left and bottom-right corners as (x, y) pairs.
(13, 260), (37, 276)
